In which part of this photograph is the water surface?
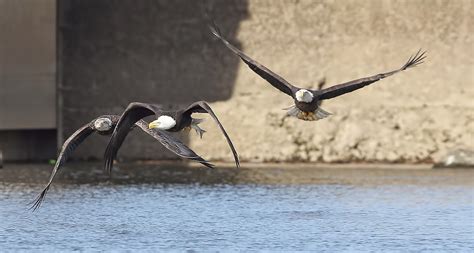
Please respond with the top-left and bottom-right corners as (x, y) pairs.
(0, 165), (473, 251)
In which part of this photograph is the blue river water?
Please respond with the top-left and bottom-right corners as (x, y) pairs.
(0, 167), (473, 252)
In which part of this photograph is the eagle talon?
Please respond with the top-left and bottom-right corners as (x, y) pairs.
(285, 105), (331, 121)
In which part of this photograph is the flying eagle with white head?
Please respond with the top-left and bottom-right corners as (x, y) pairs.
(103, 101), (239, 174)
(209, 22), (426, 121)
(30, 114), (213, 210)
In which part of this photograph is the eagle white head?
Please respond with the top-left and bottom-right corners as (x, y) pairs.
(148, 115), (176, 130)
(94, 118), (113, 131)
(295, 89), (314, 103)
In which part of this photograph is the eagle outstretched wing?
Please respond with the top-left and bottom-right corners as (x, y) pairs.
(134, 120), (214, 169)
(209, 21), (298, 97)
(318, 50), (426, 100)
(30, 122), (95, 211)
(104, 102), (163, 173)
(183, 101), (240, 168)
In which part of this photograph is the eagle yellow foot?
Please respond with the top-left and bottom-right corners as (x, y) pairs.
(297, 111), (317, 121)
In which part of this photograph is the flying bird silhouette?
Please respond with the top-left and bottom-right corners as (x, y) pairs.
(104, 101), (239, 174)
(30, 114), (212, 210)
(209, 22), (426, 121)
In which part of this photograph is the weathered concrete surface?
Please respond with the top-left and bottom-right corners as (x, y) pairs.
(0, 0), (57, 162)
(59, 0), (248, 161)
(0, 0), (56, 130)
(189, 0), (474, 165)
(61, 0), (473, 164)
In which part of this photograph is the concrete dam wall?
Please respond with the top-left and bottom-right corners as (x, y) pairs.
(60, 0), (473, 164)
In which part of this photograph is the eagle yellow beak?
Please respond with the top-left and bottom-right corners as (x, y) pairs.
(148, 120), (160, 129)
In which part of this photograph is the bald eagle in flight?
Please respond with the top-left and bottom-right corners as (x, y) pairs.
(104, 101), (239, 174)
(209, 22), (426, 121)
(30, 114), (213, 210)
